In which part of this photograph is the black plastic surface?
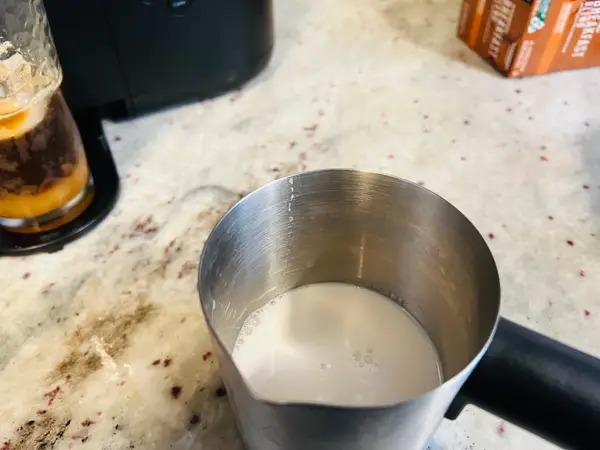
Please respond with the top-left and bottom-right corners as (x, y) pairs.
(0, 110), (120, 256)
(43, 0), (129, 112)
(43, 0), (273, 115)
(105, 0), (273, 113)
(446, 317), (600, 449)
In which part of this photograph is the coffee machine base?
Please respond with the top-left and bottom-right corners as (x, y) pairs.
(0, 110), (120, 256)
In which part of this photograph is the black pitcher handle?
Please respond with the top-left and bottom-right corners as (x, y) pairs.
(445, 317), (600, 449)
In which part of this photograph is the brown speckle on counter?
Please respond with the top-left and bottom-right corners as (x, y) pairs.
(152, 359), (161, 366)
(81, 419), (95, 427)
(44, 386), (61, 406)
(566, 240), (575, 246)
(189, 413), (201, 426)
(177, 261), (196, 279)
(165, 239), (176, 253)
(548, 215), (554, 221)
(215, 385), (227, 398)
(579, 270), (585, 277)
(163, 358), (172, 368)
(497, 421), (505, 435)
(487, 233), (495, 240)
(584, 309), (591, 317)
(134, 216), (152, 232)
(463, 119), (470, 125)
(171, 386), (183, 399)
(303, 124), (318, 137)
(22, 272), (30, 280)
(583, 184), (590, 190)
(133, 216), (158, 235)
(540, 155), (548, 161)
(41, 282), (55, 294)
(202, 352), (212, 361)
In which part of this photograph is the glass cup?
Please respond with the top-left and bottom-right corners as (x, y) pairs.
(0, 0), (93, 233)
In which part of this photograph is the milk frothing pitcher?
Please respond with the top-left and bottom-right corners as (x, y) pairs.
(198, 170), (600, 450)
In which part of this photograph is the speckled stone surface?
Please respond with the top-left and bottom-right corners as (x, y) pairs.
(1, 0), (598, 448)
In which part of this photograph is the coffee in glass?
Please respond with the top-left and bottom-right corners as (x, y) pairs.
(0, 1), (93, 233)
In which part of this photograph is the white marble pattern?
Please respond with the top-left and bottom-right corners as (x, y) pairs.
(0, 0), (598, 448)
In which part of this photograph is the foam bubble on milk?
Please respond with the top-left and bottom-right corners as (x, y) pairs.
(232, 282), (443, 406)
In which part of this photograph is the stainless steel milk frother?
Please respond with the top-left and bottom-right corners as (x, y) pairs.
(198, 170), (600, 450)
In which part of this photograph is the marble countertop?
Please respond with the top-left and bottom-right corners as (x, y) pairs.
(1, 0), (599, 448)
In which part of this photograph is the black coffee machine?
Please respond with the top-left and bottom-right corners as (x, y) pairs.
(0, 0), (273, 255)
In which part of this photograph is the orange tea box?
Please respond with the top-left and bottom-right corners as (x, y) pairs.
(458, 0), (600, 76)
